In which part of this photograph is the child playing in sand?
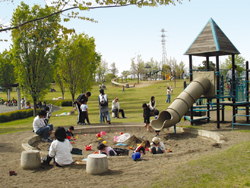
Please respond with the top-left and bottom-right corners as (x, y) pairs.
(149, 137), (166, 154)
(142, 103), (151, 131)
(42, 127), (73, 167)
(66, 126), (74, 137)
(133, 140), (150, 155)
(97, 143), (117, 156)
(80, 100), (90, 125)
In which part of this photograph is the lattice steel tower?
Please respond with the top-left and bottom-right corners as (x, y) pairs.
(161, 28), (167, 69)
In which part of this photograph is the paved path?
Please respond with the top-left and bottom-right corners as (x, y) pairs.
(0, 105), (18, 113)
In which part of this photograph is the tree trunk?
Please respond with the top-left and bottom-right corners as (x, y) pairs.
(33, 97), (37, 116)
(71, 93), (75, 107)
(62, 89), (64, 100)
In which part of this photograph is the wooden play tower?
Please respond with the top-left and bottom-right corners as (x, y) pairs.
(184, 18), (249, 129)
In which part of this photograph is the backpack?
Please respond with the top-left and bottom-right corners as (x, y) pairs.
(100, 95), (108, 107)
(113, 148), (129, 156)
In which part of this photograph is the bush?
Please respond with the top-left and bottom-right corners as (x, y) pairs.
(0, 109), (34, 123)
(45, 99), (72, 106)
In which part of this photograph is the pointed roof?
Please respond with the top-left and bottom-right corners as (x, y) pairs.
(144, 64), (151, 68)
(184, 18), (240, 56)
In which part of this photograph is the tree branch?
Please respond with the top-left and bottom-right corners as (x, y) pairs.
(0, 4), (132, 32)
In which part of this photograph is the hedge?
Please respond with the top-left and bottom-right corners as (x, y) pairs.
(0, 109), (35, 123)
(45, 100), (72, 106)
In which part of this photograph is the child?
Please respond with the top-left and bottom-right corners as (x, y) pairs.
(142, 103), (151, 131)
(66, 126), (74, 137)
(149, 137), (166, 154)
(43, 127), (73, 167)
(80, 100), (90, 125)
(97, 143), (117, 156)
(170, 85), (173, 93)
(166, 86), (171, 103)
(133, 140), (150, 155)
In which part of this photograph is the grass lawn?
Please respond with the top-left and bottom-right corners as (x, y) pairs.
(0, 79), (186, 134)
(151, 140), (250, 188)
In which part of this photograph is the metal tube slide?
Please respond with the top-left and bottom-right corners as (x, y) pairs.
(150, 77), (211, 131)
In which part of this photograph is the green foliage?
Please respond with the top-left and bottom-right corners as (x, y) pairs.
(0, 50), (16, 90)
(11, 2), (61, 116)
(96, 60), (109, 83)
(197, 60), (215, 71)
(57, 33), (101, 103)
(0, 109), (34, 123)
(45, 99), (72, 106)
(222, 55), (246, 76)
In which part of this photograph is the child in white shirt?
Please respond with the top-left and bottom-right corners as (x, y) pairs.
(80, 101), (90, 125)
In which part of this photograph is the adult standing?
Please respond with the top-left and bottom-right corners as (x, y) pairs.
(75, 92), (91, 125)
(112, 97), (126, 119)
(98, 89), (111, 124)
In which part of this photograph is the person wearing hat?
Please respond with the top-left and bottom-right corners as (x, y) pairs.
(149, 137), (166, 154)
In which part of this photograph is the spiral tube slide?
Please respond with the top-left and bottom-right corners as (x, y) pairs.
(150, 77), (211, 131)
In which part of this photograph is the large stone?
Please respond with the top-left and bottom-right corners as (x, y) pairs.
(21, 150), (41, 170)
(86, 154), (108, 175)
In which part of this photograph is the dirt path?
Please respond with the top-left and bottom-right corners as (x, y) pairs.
(1, 110), (250, 188)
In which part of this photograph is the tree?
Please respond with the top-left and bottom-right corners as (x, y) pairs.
(54, 73), (65, 100)
(162, 64), (171, 80)
(0, 49), (16, 94)
(177, 61), (186, 79)
(130, 54), (144, 83)
(121, 70), (130, 82)
(110, 62), (118, 78)
(221, 55), (246, 76)
(197, 60), (215, 71)
(11, 2), (61, 115)
(146, 57), (160, 80)
(57, 33), (100, 105)
(96, 60), (108, 83)
(79, 55), (100, 93)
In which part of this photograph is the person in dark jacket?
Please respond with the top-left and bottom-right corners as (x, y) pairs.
(75, 92), (91, 124)
(142, 103), (151, 131)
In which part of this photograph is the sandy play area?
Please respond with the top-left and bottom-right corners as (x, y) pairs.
(1, 111), (250, 188)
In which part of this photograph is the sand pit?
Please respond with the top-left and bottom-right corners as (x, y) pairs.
(32, 128), (216, 159)
(1, 113), (250, 188)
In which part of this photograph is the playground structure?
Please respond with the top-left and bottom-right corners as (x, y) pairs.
(151, 77), (212, 131)
(151, 18), (250, 131)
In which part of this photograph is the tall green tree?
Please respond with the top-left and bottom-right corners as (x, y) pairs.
(0, 49), (16, 94)
(11, 2), (61, 115)
(177, 61), (186, 79)
(57, 33), (100, 105)
(130, 54), (144, 83)
(96, 60), (109, 83)
(221, 55), (246, 76)
(110, 62), (119, 78)
(147, 57), (160, 80)
(54, 73), (65, 100)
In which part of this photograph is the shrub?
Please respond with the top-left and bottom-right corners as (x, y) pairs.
(45, 99), (72, 106)
(0, 109), (35, 123)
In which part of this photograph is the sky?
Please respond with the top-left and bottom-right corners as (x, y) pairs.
(0, 0), (250, 75)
